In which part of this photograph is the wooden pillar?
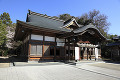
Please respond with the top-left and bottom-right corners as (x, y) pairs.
(64, 39), (66, 60)
(111, 47), (112, 59)
(28, 44), (31, 60)
(99, 42), (101, 58)
(42, 33), (45, 60)
(79, 47), (81, 60)
(68, 38), (70, 61)
(28, 33), (31, 61)
(87, 48), (88, 60)
(93, 48), (95, 59)
(54, 36), (56, 61)
(23, 41), (25, 57)
(73, 41), (75, 60)
(90, 48), (91, 60)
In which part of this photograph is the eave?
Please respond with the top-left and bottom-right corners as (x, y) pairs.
(14, 20), (70, 41)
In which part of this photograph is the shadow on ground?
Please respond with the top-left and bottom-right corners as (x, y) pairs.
(0, 55), (28, 63)
(103, 59), (120, 64)
(0, 55), (76, 67)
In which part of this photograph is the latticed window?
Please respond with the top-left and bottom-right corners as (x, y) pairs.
(30, 45), (42, 56)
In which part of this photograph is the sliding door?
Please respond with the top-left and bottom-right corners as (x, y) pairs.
(30, 45), (42, 56)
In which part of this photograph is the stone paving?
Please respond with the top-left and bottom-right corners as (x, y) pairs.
(76, 63), (120, 80)
(0, 63), (9, 68)
(0, 63), (120, 80)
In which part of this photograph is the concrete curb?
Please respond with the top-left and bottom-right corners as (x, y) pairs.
(13, 62), (65, 66)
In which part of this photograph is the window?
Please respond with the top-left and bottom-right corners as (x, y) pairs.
(30, 45), (42, 56)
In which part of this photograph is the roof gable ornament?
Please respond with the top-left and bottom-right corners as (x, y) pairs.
(28, 9), (31, 15)
(62, 18), (82, 30)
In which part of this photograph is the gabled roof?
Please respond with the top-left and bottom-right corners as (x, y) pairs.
(62, 18), (83, 29)
(112, 36), (120, 40)
(14, 10), (107, 41)
(106, 42), (120, 46)
(17, 20), (71, 32)
(27, 10), (64, 22)
(73, 23), (106, 40)
(24, 10), (72, 32)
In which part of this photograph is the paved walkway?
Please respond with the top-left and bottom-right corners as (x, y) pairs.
(76, 62), (120, 79)
(0, 62), (120, 80)
(0, 63), (9, 68)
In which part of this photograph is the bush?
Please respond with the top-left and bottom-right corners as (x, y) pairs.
(2, 50), (8, 56)
(0, 51), (2, 56)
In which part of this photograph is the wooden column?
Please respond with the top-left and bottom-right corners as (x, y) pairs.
(87, 48), (88, 60)
(99, 42), (101, 58)
(23, 41), (25, 57)
(28, 44), (31, 60)
(90, 48), (91, 60)
(64, 39), (66, 60)
(28, 33), (31, 60)
(42, 33), (45, 60)
(68, 38), (70, 61)
(93, 48), (95, 59)
(54, 36), (56, 61)
(79, 47), (81, 60)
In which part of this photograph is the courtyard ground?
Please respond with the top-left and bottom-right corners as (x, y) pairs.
(0, 60), (120, 80)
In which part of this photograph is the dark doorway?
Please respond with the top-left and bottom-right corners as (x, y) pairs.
(56, 47), (60, 56)
(50, 46), (54, 56)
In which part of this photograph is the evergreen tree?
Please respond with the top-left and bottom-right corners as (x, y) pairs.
(0, 12), (12, 56)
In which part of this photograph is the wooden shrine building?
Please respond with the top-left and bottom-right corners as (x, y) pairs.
(14, 10), (106, 61)
(106, 36), (120, 61)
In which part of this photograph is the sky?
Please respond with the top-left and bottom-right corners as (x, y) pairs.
(0, 0), (120, 35)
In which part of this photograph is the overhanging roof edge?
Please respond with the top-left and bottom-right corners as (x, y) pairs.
(73, 24), (107, 40)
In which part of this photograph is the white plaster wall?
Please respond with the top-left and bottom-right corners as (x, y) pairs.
(56, 38), (65, 42)
(31, 34), (43, 40)
(45, 36), (55, 42)
(57, 43), (65, 46)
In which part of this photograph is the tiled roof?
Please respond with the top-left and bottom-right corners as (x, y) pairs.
(19, 20), (71, 32)
(27, 10), (64, 22)
(106, 42), (120, 46)
(112, 36), (120, 40)
(15, 10), (106, 40)
(73, 23), (106, 39)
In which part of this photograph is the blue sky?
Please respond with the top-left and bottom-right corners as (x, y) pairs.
(0, 0), (120, 35)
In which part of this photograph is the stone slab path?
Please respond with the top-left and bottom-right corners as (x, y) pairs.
(0, 63), (119, 80)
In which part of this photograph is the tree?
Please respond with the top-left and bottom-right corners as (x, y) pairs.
(0, 20), (7, 46)
(59, 14), (73, 21)
(6, 23), (16, 49)
(0, 12), (12, 44)
(78, 10), (110, 37)
(0, 12), (12, 56)
(0, 12), (12, 26)
(57, 10), (110, 37)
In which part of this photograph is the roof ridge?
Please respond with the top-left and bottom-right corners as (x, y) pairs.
(28, 10), (65, 22)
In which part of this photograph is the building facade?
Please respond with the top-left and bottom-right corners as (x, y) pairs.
(14, 10), (106, 61)
(107, 36), (120, 61)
